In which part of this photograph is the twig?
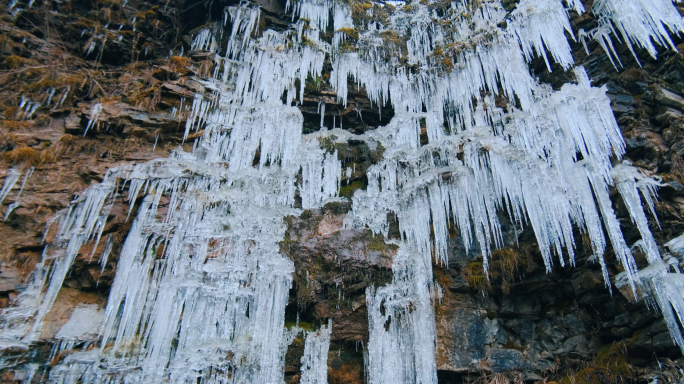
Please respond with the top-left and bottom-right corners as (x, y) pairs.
(83, 70), (107, 96)
(0, 66), (48, 77)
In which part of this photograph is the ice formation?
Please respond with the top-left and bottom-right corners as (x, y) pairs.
(366, 245), (438, 384)
(3, 166), (33, 221)
(2, 0), (684, 382)
(0, 168), (22, 207)
(300, 321), (333, 384)
(666, 232), (684, 256)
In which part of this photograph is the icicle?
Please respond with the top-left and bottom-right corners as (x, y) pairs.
(191, 28), (219, 53)
(591, 0), (684, 63)
(366, 245), (437, 384)
(299, 320), (332, 384)
(0, 168), (21, 207)
(46, 88), (56, 106)
(84, 103), (102, 136)
(299, 145), (341, 209)
(3, 166), (33, 221)
(613, 163), (663, 264)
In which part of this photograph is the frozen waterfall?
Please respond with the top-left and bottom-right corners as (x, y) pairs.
(2, 0), (684, 382)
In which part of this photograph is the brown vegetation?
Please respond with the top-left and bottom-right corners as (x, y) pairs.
(463, 247), (529, 295)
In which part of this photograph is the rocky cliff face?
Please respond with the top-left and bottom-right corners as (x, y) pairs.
(1, 0), (684, 382)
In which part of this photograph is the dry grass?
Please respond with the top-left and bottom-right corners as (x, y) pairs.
(337, 27), (359, 40)
(463, 248), (528, 295)
(20, 71), (86, 94)
(490, 373), (511, 384)
(49, 134), (116, 158)
(169, 56), (192, 71)
(3, 147), (46, 166)
(472, 371), (524, 384)
(196, 59), (215, 79)
(3, 55), (37, 69)
(1, 120), (31, 130)
(464, 260), (492, 294)
(328, 362), (363, 384)
(554, 342), (633, 384)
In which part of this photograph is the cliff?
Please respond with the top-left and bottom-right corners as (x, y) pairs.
(1, 0), (684, 382)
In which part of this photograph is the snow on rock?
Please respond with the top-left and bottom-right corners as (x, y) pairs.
(55, 304), (104, 341)
(666, 233), (684, 256)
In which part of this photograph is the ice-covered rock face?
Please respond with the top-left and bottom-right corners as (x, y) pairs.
(1, 0), (684, 382)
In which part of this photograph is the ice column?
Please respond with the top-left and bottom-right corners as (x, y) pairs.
(366, 245), (437, 384)
(300, 320), (333, 384)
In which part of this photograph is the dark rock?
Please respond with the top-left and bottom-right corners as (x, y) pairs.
(537, 320), (566, 349)
(564, 314), (587, 336)
(506, 319), (535, 342)
(495, 327), (509, 345)
(608, 93), (636, 105)
(571, 269), (604, 294)
(663, 129), (675, 143)
(499, 295), (541, 318)
(522, 372), (543, 382)
(655, 108), (683, 123)
(628, 331), (653, 355)
(611, 102), (634, 114)
(439, 308), (500, 370)
(487, 349), (526, 372)
(647, 319), (670, 336)
(613, 313), (630, 327)
(672, 141), (684, 157)
(562, 335), (585, 351)
(631, 312), (657, 330)
(610, 327), (633, 338)
(653, 332), (676, 349)
(655, 88), (684, 110)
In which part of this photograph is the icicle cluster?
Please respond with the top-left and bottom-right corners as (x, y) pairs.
(299, 321), (333, 384)
(366, 245), (438, 384)
(2, 0), (684, 382)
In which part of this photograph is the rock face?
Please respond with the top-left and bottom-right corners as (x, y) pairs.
(280, 202), (394, 343)
(1, 0), (684, 382)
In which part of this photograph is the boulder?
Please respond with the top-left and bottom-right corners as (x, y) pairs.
(0, 267), (21, 292)
(655, 88), (684, 110)
(653, 332), (676, 350)
(487, 349), (526, 372)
